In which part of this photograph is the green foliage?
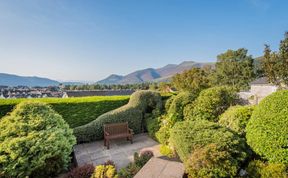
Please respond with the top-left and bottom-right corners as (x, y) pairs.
(155, 125), (170, 145)
(212, 48), (255, 90)
(0, 96), (129, 128)
(159, 145), (174, 158)
(172, 68), (210, 92)
(144, 112), (161, 139)
(185, 144), (239, 178)
(219, 105), (254, 135)
(0, 101), (76, 177)
(261, 32), (288, 85)
(246, 90), (288, 164)
(117, 151), (153, 178)
(170, 120), (248, 165)
(92, 164), (117, 178)
(74, 90), (163, 143)
(167, 92), (197, 124)
(247, 160), (287, 178)
(185, 86), (238, 122)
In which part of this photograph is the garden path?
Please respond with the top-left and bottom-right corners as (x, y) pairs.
(74, 133), (160, 169)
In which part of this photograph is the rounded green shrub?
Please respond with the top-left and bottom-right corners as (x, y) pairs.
(170, 120), (248, 165)
(219, 105), (254, 135)
(74, 90), (163, 143)
(0, 101), (76, 177)
(185, 86), (238, 122)
(247, 160), (287, 178)
(166, 92), (197, 124)
(246, 90), (288, 164)
(185, 144), (239, 178)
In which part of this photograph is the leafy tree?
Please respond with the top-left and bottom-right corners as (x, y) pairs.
(172, 68), (210, 93)
(261, 44), (279, 84)
(277, 32), (288, 85)
(213, 48), (255, 90)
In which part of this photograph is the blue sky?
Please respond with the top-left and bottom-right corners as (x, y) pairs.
(0, 0), (287, 81)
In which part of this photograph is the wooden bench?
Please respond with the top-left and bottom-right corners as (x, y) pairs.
(104, 122), (134, 149)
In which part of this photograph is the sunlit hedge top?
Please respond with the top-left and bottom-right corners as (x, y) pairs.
(246, 90), (288, 164)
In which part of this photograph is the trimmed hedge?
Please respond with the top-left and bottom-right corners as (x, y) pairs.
(0, 96), (129, 128)
(0, 101), (76, 177)
(246, 90), (288, 164)
(74, 90), (163, 143)
(247, 160), (287, 178)
(184, 86), (238, 122)
(219, 105), (254, 136)
(170, 120), (248, 166)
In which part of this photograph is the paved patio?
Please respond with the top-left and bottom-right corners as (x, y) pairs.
(73, 133), (160, 169)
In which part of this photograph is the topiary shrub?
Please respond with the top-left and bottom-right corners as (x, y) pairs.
(219, 105), (254, 136)
(0, 101), (76, 177)
(159, 144), (175, 158)
(170, 120), (249, 167)
(247, 160), (287, 178)
(185, 143), (239, 178)
(74, 90), (163, 143)
(184, 86), (238, 122)
(246, 90), (288, 164)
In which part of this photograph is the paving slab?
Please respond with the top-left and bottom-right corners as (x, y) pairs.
(74, 133), (159, 169)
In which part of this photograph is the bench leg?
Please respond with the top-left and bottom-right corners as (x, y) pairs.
(104, 139), (106, 146)
(130, 136), (133, 144)
(107, 140), (110, 149)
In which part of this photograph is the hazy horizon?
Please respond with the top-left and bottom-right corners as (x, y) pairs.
(0, 0), (287, 81)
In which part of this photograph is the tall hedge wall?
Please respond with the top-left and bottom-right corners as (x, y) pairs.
(0, 96), (129, 128)
(74, 90), (163, 143)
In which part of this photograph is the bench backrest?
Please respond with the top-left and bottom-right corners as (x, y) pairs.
(104, 122), (129, 135)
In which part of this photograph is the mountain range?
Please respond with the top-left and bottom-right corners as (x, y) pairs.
(0, 61), (212, 87)
(0, 73), (59, 87)
(97, 61), (212, 84)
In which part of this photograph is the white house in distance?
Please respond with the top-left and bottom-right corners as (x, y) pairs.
(239, 77), (279, 105)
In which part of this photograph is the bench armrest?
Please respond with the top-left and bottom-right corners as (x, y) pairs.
(128, 128), (134, 134)
(104, 131), (110, 136)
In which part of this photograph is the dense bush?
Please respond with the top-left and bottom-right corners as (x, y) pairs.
(144, 113), (161, 139)
(185, 144), (239, 178)
(0, 96), (129, 128)
(247, 160), (287, 178)
(246, 90), (288, 164)
(74, 90), (163, 142)
(219, 105), (254, 135)
(65, 164), (94, 178)
(0, 101), (76, 177)
(170, 120), (248, 166)
(155, 125), (170, 145)
(166, 92), (197, 124)
(184, 86), (238, 122)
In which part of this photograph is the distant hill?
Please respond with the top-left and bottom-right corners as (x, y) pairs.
(97, 61), (213, 84)
(0, 73), (59, 87)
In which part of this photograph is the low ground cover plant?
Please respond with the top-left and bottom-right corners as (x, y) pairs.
(65, 164), (94, 178)
(118, 150), (154, 178)
(247, 160), (287, 178)
(0, 101), (76, 177)
(0, 96), (129, 128)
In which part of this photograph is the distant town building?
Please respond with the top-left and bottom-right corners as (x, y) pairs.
(239, 77), (281, 105)
(62, 90), (135, 98)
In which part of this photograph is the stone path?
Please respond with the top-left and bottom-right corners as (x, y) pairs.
(73, 133), (160, 169)
(134, 157), (185, 178)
